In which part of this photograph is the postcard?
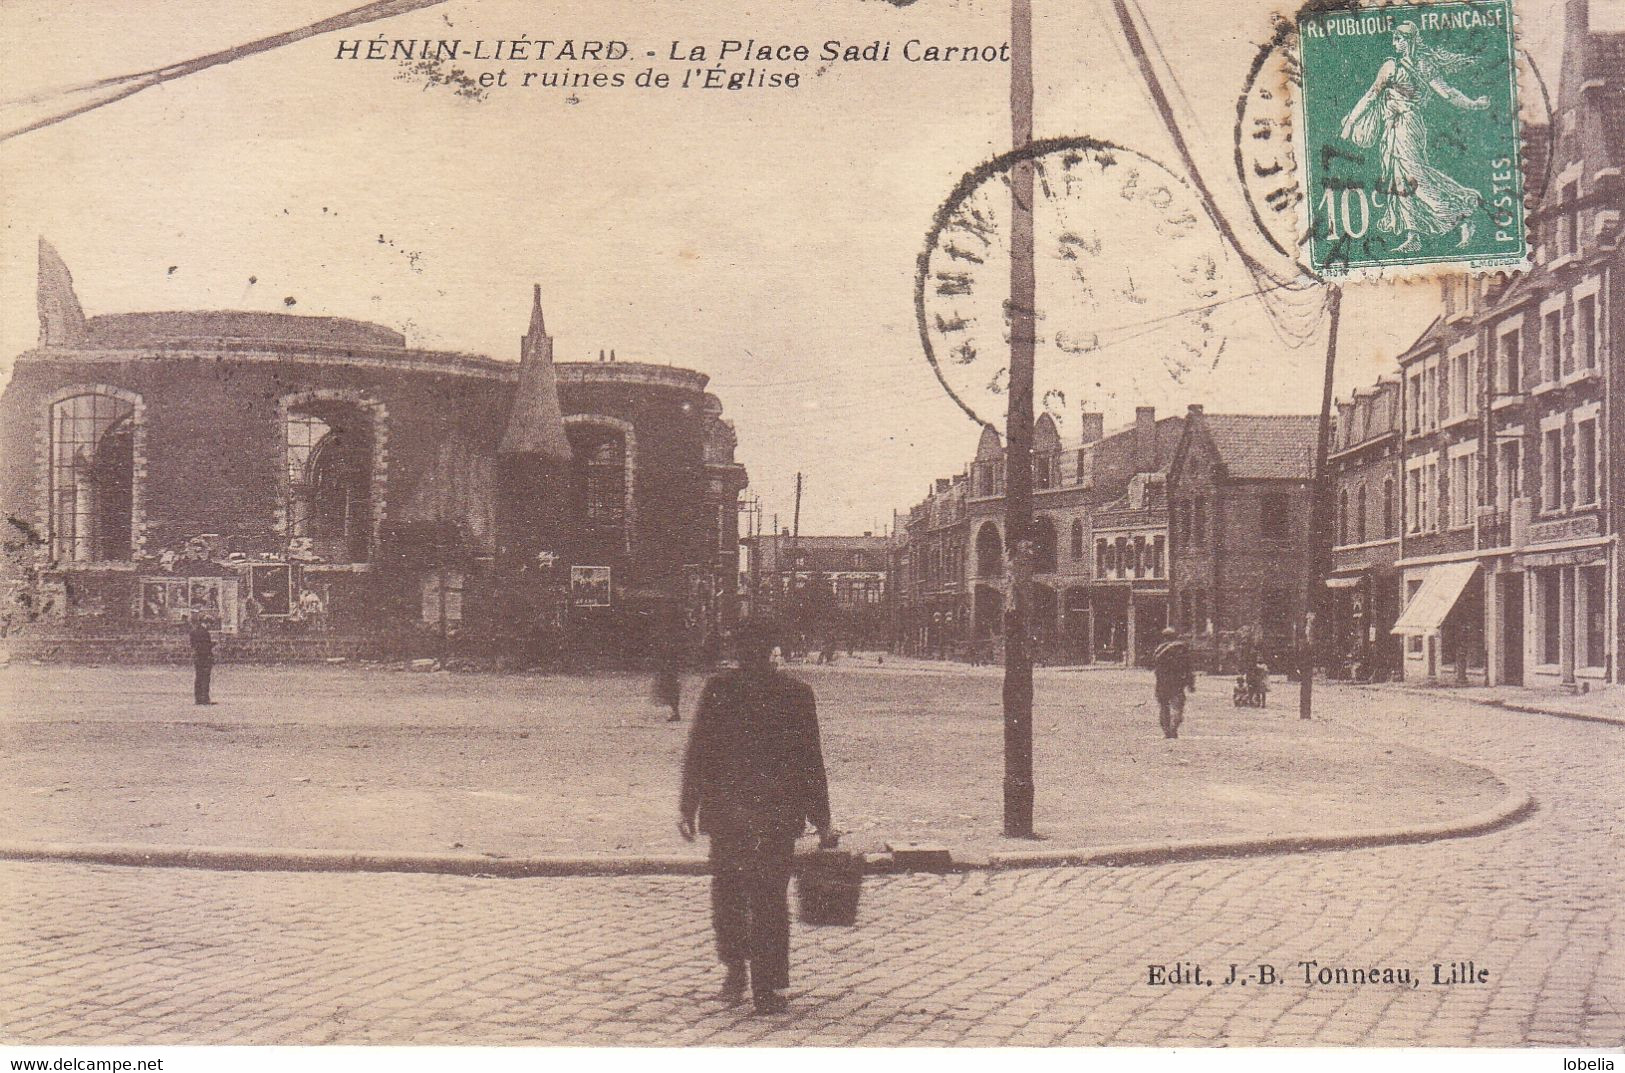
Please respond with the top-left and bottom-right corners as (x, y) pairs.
(0, 0), (1619, 1059)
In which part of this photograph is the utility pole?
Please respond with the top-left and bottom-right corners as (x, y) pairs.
(1003, 0), (1036, 837)
(1300, 285), (1343, 719)
(793, 472), (803, 545)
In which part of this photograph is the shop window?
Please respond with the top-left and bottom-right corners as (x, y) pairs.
(1581, 567), (1606, 670)
(48, 392), (135, 562)
(1539, 570), (1561, 666)
(1405, 580), (1423, 656)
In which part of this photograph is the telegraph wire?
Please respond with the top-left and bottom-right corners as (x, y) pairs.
(0, 0), (453, 143)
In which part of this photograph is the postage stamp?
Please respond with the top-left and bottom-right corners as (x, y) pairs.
(1295, 0), (1528, 278)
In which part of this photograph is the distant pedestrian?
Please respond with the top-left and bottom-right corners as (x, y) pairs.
(188, 616), (215, 705)
(679, 618), (836, 1015)
(1150, 626), (1194, 739)
(653, 637), (683, 722)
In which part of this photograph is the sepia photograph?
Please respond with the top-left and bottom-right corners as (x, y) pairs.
(0, 0), (1620, 1063)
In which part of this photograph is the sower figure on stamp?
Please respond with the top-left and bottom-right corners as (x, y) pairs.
(188, 615), (215, 705)
(1150, 626), (1195, 739)
(1338, 21), (1490, 253)
(678, 618), (835, 1014)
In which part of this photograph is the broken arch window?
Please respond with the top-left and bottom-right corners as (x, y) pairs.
(286, 404), (373, 562)
(48, 393), (135, 562)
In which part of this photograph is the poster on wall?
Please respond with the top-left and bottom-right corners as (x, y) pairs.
(570, 566), (611, 608)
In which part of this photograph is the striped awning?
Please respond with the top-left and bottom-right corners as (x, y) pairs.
(1390, 562), (1479, 635)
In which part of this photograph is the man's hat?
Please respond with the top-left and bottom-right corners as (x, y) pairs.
(1161, 627), (1178, 638)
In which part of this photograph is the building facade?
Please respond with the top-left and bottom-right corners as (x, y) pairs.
(1166, 407), (1318, 671)
(742, 533), (891, 648)
(1326, 377), (1405, 679)
(1387, 0), (1621, 689)
(891, 406), (1184, 665)
(1, 244), (749, 663)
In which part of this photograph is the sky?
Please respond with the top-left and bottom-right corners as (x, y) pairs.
(0, 0), (1591, 535)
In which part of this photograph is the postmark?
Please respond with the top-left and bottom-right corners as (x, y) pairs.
(915, 137), (1235, 430)
(1294, 0), (1527, 278)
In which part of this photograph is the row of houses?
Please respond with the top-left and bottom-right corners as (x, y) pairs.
(1325, 0), (1623, 690)
(888, 403), (1319, 671)
(887, 1), (1621, 691)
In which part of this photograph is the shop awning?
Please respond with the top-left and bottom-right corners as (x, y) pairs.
(1390, 562), (1478, 635)
(1324, 575), (1363, 589)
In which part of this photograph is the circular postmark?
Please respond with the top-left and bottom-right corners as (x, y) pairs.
(1234, 1), (1556, 279)
(915, 137), (1238, 430)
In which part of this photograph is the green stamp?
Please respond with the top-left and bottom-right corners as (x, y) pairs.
(1297, 1), (1527, 277)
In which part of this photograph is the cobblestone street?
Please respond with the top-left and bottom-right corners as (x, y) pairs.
(1, 677), (1620, 1047)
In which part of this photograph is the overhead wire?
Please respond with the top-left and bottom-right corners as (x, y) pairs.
(0, 0), (454, 144)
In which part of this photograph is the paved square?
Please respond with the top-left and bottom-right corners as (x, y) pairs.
(0, 671), (1620, 1046)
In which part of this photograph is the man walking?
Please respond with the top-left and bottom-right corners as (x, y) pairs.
(679, 618), (835, 1014)
(1150, 626), (1194, 738)
(188, 616), (215, 705)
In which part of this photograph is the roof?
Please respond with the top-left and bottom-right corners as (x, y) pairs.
(82, 311), (406, 349)
(746, 534), (890, 573)
(1200, 414), (1318, 480)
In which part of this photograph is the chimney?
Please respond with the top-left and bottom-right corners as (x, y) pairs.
(1078, 410), (1104, 445)
(1134, 406), (1157, 473)
(1187, 403), (1204, 415)
(936, 478), (950, 494)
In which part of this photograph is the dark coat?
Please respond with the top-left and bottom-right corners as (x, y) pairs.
(1151, 639), (1194, 701)
(189, 624), (214, 667)
(680, 669), (831, 840)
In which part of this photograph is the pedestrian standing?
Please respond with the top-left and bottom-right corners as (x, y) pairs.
(189, 616), (215, 705)
(653, 636), (683, 722)
(1150, 626), (1194, 739)
(679, 618), (836, 1014)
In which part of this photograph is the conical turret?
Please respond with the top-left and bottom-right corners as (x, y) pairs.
(37, 237), (86, 347)
(499, 284), (573, 462)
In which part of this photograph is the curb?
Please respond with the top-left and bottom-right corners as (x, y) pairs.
(982, 786), (1534, 870)
(1489, 700), (1625, 728)
(1348, 683), (1624, 729)
(0, 787), (1534, 880)
(0, 843), (712, 878)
